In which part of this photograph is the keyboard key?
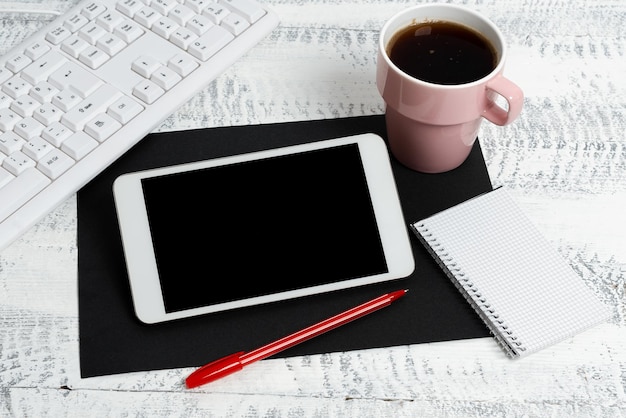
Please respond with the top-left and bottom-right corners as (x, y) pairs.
(81, 2), (108, 20)
(6, 55), (33, 73)
(61, 131), (98, 160)
(221, 12), (250, 36)
(169, 26), (198, 49)
(0, 68), (12, 85)
(167, 54), (199, 76)
(220, 0), (266, 23)
(202, 3), (230, 24)
(41, 122), (73, 147)
(79, 46), (111, 69)
(132, 79), (164, 103)
(62, 84), (122, 130)
(169, 4), (195, 26)
(52, 89), (82, 112)
(152, 16), (179, 39)
(0, 108), (20, 131)
(96, 10), (126, 31)
(64, 13), (90, 32)
(23, 136), (54, 161)
(116, 0), (144, 18)
(24, 42), (51, 60)
(3, 151), (36, 176)
(21, 51), (68, 85)
(37, 148), (75, 180)
(30, 81), (59, 103)
(150, 66), (182, 90)
(45, 26), (72, 45)
(33, 102), (63, 125)
(84, 113), (122, 141)
(0, 93), (11, 109)
(13, 117), (44, 141)
(62, 35), (91, 59)
(185, 0), (212, 14)
(0, 167), (50, 222)
(134, 6), (162, 28)
(14, 117), (45, 140)
(107, 95), (144, 123)
(96, 34), (127, 56)
(151, 0), (178, 15)
(131, 56), (161, 78)
(79, 22), (108, 44)
(10, 95), (40, 118)
(3, 75), (32, 99)
(188, 25), (234, 61)
(49, 62), (104, 97)
(186, 14), (214, 36)
(114, 21), (145, 43)
(0, 131), (24, 154)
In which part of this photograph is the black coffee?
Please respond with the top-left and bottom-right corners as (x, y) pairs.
(387, 20), (497, 85)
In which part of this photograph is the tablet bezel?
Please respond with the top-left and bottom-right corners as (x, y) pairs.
(113, 133), (414, 324)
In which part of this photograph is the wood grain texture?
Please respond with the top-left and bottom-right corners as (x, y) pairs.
(0, 0), (624, 416)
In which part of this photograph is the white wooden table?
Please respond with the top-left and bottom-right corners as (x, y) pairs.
(1, 0), (624, 416)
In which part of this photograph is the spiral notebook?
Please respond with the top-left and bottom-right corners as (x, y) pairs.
(411, 187), (610, 358)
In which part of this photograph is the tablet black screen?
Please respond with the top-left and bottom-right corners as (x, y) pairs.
(140, 143), (387, 313)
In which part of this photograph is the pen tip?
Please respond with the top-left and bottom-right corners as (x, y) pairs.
(389, 289), (408, 301)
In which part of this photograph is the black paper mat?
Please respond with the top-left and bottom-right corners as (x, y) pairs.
(78, 115), (492, 378)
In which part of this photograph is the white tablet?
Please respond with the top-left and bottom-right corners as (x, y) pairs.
(113, 133), (415, 324)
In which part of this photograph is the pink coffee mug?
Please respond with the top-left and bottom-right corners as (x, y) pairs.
(376, 4), (524, 173)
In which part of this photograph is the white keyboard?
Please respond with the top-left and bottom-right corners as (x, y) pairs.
(0, 0), (278, 252)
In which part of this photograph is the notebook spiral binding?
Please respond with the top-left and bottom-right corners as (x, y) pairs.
(412, 222), (526, 357)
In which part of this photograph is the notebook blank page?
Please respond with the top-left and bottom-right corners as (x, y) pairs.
(414, 188), (609, 357)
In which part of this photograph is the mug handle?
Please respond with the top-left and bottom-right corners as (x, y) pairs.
(483, 75), (524, 126)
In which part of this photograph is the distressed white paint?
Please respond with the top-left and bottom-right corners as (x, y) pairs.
(0, 0), (625, 416)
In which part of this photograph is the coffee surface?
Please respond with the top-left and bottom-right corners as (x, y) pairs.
(388, 20), (497, 85)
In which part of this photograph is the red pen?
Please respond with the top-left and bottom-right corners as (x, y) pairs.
(185, 289), (408, 388)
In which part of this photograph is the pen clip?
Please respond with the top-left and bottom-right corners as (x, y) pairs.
(185, 351), (245, 389)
